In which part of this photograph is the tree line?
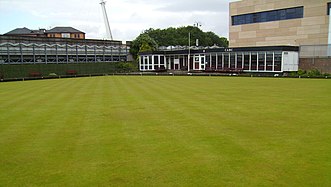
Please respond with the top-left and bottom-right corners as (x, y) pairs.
(130, 26), (228, 59)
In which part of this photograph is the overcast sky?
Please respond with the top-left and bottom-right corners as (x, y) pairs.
(0, 0), (232, 42)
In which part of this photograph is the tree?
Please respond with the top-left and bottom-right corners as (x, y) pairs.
(205, 32), (229, 47)
(130, 26), (229, 60)
(139, 42), (154, 52)
(144, 26), (228, 47)
(130, 33), (158, 60)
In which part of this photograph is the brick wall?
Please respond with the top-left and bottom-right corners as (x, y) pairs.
(299, 58), (331, 73)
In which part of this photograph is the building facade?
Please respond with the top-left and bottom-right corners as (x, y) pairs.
(229, 0), (331, 47)
(0, 35), (129, 64)
(139, 46), (299, 73)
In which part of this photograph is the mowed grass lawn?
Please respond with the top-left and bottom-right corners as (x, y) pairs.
(0, 76), (330, 186)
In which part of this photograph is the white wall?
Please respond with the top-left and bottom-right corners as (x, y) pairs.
(282, 51), (299, 72)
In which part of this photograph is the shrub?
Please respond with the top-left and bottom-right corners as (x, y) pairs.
(307, 69), (322, 77)
(297, 69), (307, 76)
(115, 62), (138, 73)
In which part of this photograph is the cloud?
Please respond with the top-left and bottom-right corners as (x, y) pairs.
(0, 0), (230, 41)
(157, 0), (228, 13)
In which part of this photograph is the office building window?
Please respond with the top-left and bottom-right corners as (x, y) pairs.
(232, 6), (304, 26)
(328, 2), (331, 15)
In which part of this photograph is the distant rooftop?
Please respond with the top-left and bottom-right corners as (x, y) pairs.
(5, 26), (85, 36)
(46, 27), (85, 34)
(5, 27), (34, 35)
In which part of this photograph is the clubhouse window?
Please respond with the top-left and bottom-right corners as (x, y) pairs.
(251, 52), (257, 70)
(154, 56), (159, 65)
(230, 53), (236, 68)
(237, 53), (243, 69)
(243, 53), (250, 70)
(266, 52), (273, 71)
(217, 54), (223, 69)
(258, 52), (266, 71)
(223, 53), (229, 68)
(213, 55), (218, 68)
(160, 56), (164, 65)
(148, 56), (152, 65)
(274, 52), (282, 71)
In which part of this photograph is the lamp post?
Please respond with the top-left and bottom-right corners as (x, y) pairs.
(188, 32), (191, 72)
(188, 22), (202, 72)
(193, 22), (202, 47)
(194, 21), (202, 28)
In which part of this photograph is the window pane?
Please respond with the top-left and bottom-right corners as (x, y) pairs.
(224, 53), (229, 69)
(144, 57), (148, 64)
(160, 56), (164, 64)
(243, 53), (250, 70)
(251, 53), (257, 70)
(280, 10), (286, 20)
(149, 56), (152, 64)
(154, 56), (159, 64)
(211, 55), (217, 69)
(260, 12), (267, 22)
(258, 52), (265, 71)
(140, 57), (143, 65)
(266, 52), (273, 71)
(274, 52), (282, 71)
(230, 53), (236, 68)
(237, 53), (243, 69)
(217, 53), (223, 69)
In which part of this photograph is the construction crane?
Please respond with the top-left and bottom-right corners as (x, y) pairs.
(100, 0), (113, 40)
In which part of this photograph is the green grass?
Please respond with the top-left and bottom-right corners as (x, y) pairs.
(0, 76), (330, 186)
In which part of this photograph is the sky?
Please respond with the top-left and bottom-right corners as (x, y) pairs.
(0, 0), (232, 42)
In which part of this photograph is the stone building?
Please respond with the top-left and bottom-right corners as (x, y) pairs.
(229, 0), (331, 47)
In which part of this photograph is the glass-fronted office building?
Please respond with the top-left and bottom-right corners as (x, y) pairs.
(139, 46), (299, 73)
